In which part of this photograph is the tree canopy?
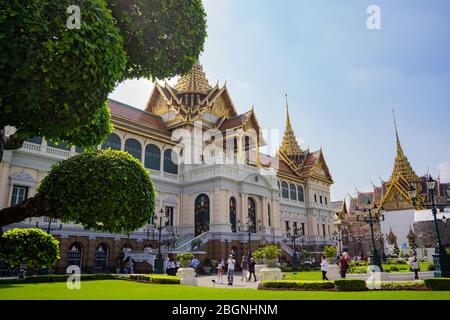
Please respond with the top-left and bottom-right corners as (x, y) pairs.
(0, 0), (126, 147)
(0, 150), (156, 233)
(0, 228), (60, 269)
(107, 0), (207, 80)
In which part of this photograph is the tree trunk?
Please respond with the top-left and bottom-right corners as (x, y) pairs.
(0, 194), (61, 227)
(0, 130), (4, 162)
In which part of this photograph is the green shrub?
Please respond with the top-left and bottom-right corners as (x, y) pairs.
(424, 278), (450, 291)
(350, 261), (369, 267)
(0, 274), (116, 284)
(334, 279), (367, 291)
(149, 275), (180, 284)
(261, 280), (335, 290)
(428, 264), (436, 271)
(348, 266), (368, 274)
(389, 266), (399, 272)
(176, 253), (194, 267)
(323, 246), (337, 259)
(379, 281), (426, 291)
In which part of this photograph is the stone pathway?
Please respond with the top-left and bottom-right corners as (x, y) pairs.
(196, 273), (259, 289)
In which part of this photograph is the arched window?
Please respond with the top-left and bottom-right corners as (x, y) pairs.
(101, 133), (121, 150)
(230, 197), (237, 232)
(229, 197), (237, 233)
(94, 243), (108, 273)
(297, 185), (305, 202)
(124, 138), (142, 160)
(281, 181), (289, 199)
(67, 242), (82, 267)
(248, 197), (257, 233)
(268, 203), (271, 227)
(290, 183), (297, 200)
(163, 149), (178, 174)
(144, 144), (161, 171)
(195, 194), (210, 236)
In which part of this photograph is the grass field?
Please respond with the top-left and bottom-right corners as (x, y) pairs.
(1, 280), (449, 300)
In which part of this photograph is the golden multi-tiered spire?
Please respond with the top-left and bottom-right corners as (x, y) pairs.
(280, 94), (302, 157)
(174, 63), (211, 94)
(390, 110), (421, 184)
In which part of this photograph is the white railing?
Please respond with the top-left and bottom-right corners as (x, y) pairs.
(45, 146), (71, 158)
(175, 231), (210, 252)
(20, 141), (41, 153)
(280, 241), (294, 257)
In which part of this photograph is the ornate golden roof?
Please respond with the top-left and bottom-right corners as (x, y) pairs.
(280, 95), (302, 157)
(174, 63), (211, 94)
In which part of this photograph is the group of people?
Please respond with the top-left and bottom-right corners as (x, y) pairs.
(165, 257), (181, 276)
(116, 258), (135, 274)
(213, 254), (257, 286)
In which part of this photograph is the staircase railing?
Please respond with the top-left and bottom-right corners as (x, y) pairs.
(174, 231), (210, 252)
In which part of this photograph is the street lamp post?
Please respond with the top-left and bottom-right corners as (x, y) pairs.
(238, 218), (254, 259)
(333, 229), (343, 255)
(154, 208), (169, 274)
(287, 224), (300, 266)
(355, 200), (385, 271)
(378, 233), (387, 263)
(409, 176), (450, 278)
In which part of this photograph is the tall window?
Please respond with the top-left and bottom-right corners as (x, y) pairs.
(325, 197), (328, 205)
(322, 224), (326, 236)
(285, 221), (290, 232)
(195, 194), (210, 236)
(281, 182), (289, 199)
(229, 197), (237, 233)
(144, 144), (161, 171)
(268, 203), (271, 227)
(314, 194), (317, 203)
(165, 207), (174, 227)
(163, 149), (178, 174)
(94, 244), (108, 273)
(290, 184), (297, 200)
(320, 195), (323, 204)
(248, 197), (257, 233)
(102, 133), (121, 150)
(301, 223), (305, 235)
(124, 138), (142, 160)
(10, 185), (28, 206)
(297, 185), (305, 202)
(67, 242), (82, 267)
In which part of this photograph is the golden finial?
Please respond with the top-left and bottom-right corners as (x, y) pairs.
(392, 109), (405, 158)
(280, 94), (302, 157)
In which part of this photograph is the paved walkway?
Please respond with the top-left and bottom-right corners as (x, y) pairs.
(197, 272), (260, 289)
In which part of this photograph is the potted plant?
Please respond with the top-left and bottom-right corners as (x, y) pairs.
(257, 245), (283, 282)
(202, 258), (212, 274)
(323, 245), (337, 264)
(175, 253), (197, 286)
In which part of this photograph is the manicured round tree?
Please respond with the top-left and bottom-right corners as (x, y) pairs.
(0, 150), (156, 233)
(0, 0), (126, 146)
(107, 0), (207, 80)
(0, 228), (60, 269)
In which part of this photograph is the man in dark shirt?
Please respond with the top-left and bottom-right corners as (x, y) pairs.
(248, 257), (257, 282)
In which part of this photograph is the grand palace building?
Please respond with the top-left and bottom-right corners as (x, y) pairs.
(0, 63), (334, 273)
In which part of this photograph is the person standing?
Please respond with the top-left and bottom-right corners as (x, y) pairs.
(248, 258), (257, 282)
(165, 258), (172, 275)
(339, 252), (350, 278)
(191, 257), (200, 276)
(409, 252), (420, 280)
(216, 259), (224, 284)
(226, 255), (236, 286)
(320, 255), (329, 281)
(240, 257), (249, 282)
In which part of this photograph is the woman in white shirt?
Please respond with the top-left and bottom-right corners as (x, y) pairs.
(320, 255), (329, 281)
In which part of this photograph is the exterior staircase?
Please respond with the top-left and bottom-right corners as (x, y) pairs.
(173, 231), (211, 253)
(280, 241), (294, 257)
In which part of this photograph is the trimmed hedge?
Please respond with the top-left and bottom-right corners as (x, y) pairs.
(334, 279), (368, 291)
(0, 274), (115, 284)
(261, 280), (335, 290)
(424, 278), (450, 291)
(379, 281), (426, 291)
(129, 274), (180, 284)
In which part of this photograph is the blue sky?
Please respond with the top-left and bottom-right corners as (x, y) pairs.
(109, 0), (450, 201)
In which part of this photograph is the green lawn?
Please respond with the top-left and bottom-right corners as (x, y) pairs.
(283, 271), (323, 280)
(1, 280), (449, 300)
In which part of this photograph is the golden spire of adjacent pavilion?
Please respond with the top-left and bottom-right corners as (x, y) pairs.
(175, 62), (211, 94)
(389, 110), (420, 184)
(280, 94), (302, 157)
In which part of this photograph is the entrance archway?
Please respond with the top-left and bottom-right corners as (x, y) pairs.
(67, 242), (82, 268)
(195, 194), (210, 236)
(94, 243), (108, 273)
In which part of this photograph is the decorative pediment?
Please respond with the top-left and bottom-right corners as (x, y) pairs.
(9, 171), (36, 187)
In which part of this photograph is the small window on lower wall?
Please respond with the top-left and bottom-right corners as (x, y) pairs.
(10, 185), (28, 206)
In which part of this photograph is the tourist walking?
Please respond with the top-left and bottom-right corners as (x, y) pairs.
(226, 255), (236, 286)
(240, 257), (249, 282)
(248, 258), (257, 282)
(320, 255), (329, 281)
(409, 252), (420, 280)
(191, 257), (200, 276)
(216, 259), (224, 284)
(339, 251), (350, 278)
